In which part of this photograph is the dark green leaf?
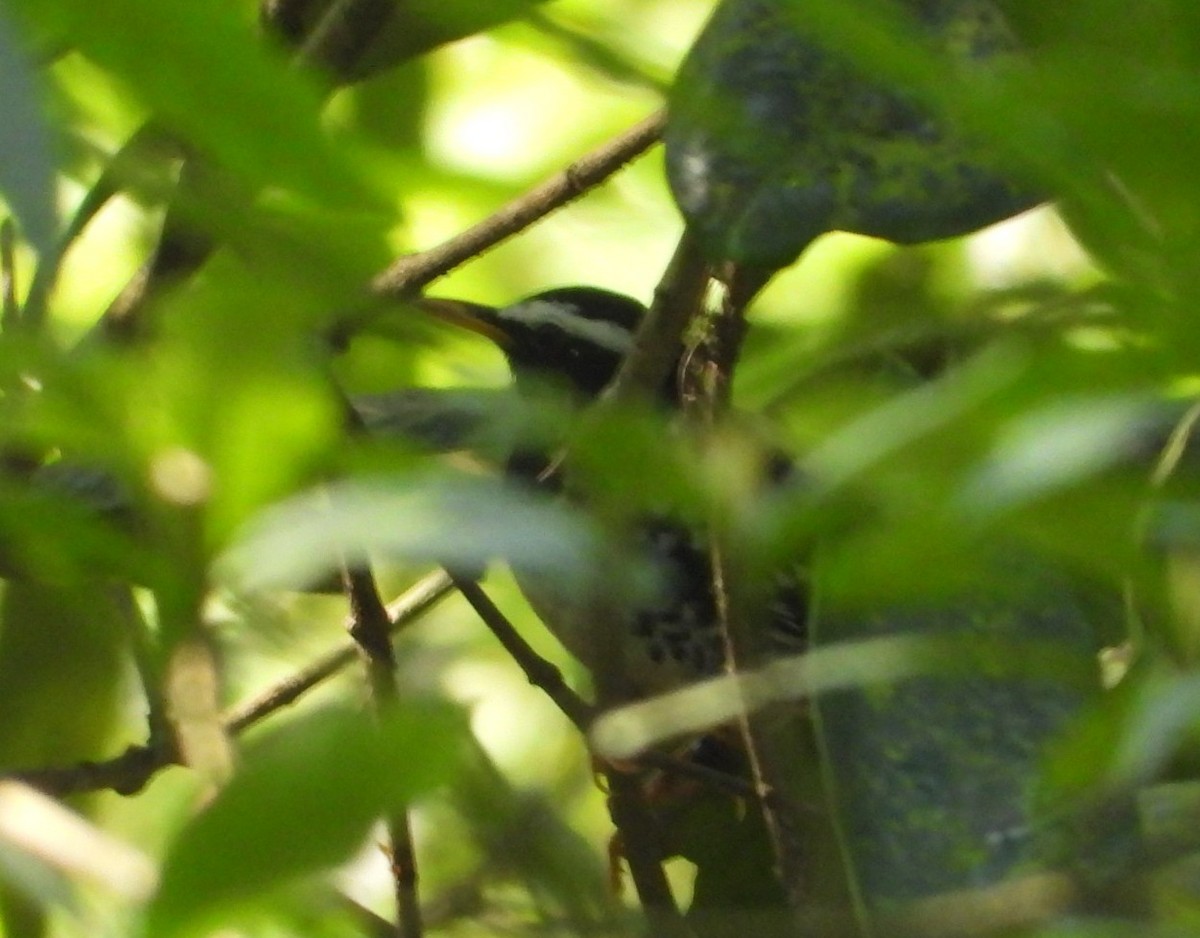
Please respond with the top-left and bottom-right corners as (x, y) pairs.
(665, 0), (1041, 270)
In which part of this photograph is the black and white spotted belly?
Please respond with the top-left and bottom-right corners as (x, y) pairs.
(527, 517), (808, 697)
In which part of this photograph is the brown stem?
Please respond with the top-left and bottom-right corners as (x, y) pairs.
(709, 539), (811, 917)
(606, 230), (710, 405)
(229, 570), (452, 732)
(604, 768), (694, 938)
(448, 573), (693, 936)
(342, 563), (423, 938)
(449, 573), (595, 731)
(685, 287), (811, 922)
(369, 111), (664, 300)
(452, 574), (756, 799)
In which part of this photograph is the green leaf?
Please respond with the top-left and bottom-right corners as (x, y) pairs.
(811, 547), (1135, 904)
(147, 702), (463, 936)
(958, 395), (1158, 516)
(219, 473), (629, 595)
(0, 582), (130, 770)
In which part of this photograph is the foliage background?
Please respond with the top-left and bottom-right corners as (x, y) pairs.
(0, 0), (1195, 936)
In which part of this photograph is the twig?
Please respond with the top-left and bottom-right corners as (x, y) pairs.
(449, 572), (595, 731)
(449, 572), (696, 936)
(638, 749), (757, 800)
(451, 573), (756, 800)
(685, 288), (811, 921)
(227, 570), (452, 732)
(341, 563), (423, 938)
(369, 111), (665, 300)
(6, 570), (453, 797)
(8, 743), (172, 798)
(709, 538), (811, 916)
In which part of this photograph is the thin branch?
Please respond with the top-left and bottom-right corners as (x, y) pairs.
(449, 572), (695, 937)
(451, 573), (755, 800)
(7, 743), (172, 798)
(341, 563), (423, 938)
(449, 572), (595, 731)
(369, 110), (665, 300)
(228, 570), (452, 731)
(638, 748), (757, 801)
(6, 570), (453, 797)
(709, 537), (811, 917)
(684, 287), (812, 922)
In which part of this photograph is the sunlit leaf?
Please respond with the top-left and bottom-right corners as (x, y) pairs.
(219, 473), (625, 594)
(959, 395), (1160, 516)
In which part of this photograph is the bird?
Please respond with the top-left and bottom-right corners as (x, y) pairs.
(664, 0), (1041, 280)
(418, 286), (808, 700)
(416, 289), (1140, 919)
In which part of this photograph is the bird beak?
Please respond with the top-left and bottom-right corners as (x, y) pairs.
(414, 297), (513, 349)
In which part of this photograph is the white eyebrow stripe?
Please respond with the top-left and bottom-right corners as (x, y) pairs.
(498, 300), (635, 355)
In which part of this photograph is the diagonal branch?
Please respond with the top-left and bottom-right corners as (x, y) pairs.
(448, 571), (693, 938)
(449, 572), (595, 731)
(369, 110), (665, 300)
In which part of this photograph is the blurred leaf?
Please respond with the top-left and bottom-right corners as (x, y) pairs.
(802, 343), (1022, 493)
(8, 0), (384, 214)
(0, 9), (57, 257)
(451, 739), (618, 928)
(220, 472), (635, 596)
(959, 395), (1160, 517)
(350, 0), (554, 81)
(0, 841), (73, 912)
(147, 702), (464, 936)
(1098, 670), (1200, 787)
(0, 782), (156, 903)
(0, 582), (130, 770)
(264, 0), (553, 83)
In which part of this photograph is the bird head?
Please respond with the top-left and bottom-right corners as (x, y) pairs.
(420, 287), (676, 402)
